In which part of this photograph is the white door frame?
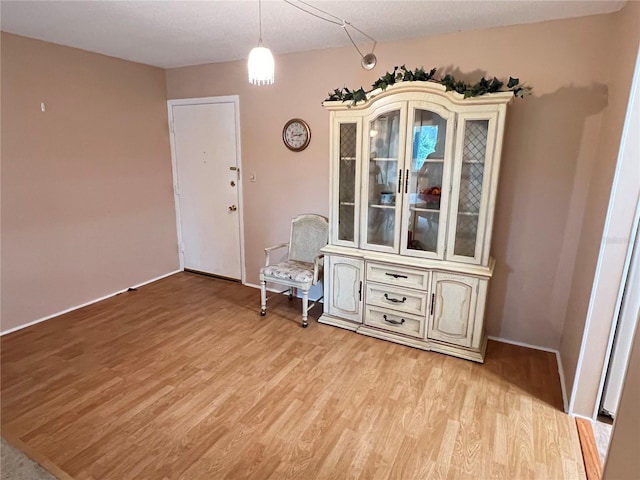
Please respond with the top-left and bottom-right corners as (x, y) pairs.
(167, 95), (246, 284)
(569, 47), (640, 419)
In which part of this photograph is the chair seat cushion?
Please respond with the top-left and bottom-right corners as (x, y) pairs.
(260, 260), (314, 284)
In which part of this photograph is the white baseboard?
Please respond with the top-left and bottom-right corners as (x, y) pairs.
(556, 352), (569, 413)
(572, 413), (596, 423)
(488, 335), (568, 413)
(0, 269), (182, 336)
(488, 335), (558, 353)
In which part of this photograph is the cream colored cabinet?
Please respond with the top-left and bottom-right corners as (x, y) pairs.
(319, 82), (510, 362)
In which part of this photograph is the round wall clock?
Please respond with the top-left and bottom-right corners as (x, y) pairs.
(282, 118), (311, 152)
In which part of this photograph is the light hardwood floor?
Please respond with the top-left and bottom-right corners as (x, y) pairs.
(1, 272), (585, 479)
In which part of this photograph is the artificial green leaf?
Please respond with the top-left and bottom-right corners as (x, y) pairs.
(327, 66), (531, 103)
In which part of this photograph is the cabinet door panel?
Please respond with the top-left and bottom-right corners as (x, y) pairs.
(428, 272), (478, 347)
(327, 256), (364, 323)
(400, 102), (455, 260)
(331, 118), (361, 247)
(361, 103), (407, 253)
(446, 113), (498, 265)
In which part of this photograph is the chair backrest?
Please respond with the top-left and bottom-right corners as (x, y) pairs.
(288, 214), (329, 263)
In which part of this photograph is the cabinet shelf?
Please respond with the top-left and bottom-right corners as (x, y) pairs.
(370, 204), (395, 209)
(371, 157), (398, 162)
(340, 202), (355, 206)
(411, 207), (440, 213)
(340, 157), (356, 161)
(412, 171), (444, 178)
(458, 211), (479, 216)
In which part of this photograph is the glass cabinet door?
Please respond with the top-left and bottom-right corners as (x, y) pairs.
(400, 106), (453, 259)
(334, 120), (360, 246)
(362, 107), (404, 251)
(447, 113), (497, 264)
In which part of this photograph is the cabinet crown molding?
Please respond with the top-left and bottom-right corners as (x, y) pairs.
(323, 81), (513, 111)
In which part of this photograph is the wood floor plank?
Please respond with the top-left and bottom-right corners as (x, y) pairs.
(1, 272), (586, 479)
(576, 417), (603, 480)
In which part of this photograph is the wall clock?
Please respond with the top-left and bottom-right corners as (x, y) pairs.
(282, 118), (311, 152)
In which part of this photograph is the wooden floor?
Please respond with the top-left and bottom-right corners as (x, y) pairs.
(1, 272), (585, 480)
(575, 418), (602, 480)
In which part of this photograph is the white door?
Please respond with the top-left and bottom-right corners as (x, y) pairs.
(170, 99), (242, 280)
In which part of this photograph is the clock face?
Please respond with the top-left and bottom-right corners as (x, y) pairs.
(283, 119), (311, 151)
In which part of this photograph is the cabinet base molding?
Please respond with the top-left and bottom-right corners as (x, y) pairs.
(430, 334), (487, 363)
(318, 313), (360, 332)
(318, 315), (487, 363)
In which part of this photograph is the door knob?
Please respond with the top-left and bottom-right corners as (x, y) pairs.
(228, 205), (237, 211)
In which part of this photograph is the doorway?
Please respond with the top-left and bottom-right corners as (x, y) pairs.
(168, 96), (245, 282)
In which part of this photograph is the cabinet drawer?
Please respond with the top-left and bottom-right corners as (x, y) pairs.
(366, 262), (429, 290)
(364, 306), (426, 339)
(365, 283), (428, 316)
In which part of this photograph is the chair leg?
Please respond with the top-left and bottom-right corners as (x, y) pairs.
(260, 280), (267, 316)
(301, 288), (309, 328)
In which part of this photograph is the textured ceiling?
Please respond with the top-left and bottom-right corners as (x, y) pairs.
(0, 0), (627, 69)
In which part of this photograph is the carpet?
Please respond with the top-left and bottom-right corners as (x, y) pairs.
(1, 438), (57, 480)
(594, 419), (613, 465)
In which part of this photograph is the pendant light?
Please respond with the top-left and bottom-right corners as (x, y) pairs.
(248, 0), (274, 85)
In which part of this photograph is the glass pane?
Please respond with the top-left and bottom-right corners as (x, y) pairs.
(454, 120), (489, 257)
(338, 123), (357, 242)
(367, 110), (400, 247)
(407, 109), (447, 253)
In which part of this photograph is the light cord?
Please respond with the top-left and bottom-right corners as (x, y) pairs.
(342, 23), (364, 58)
(282, 0), (377, 57)
(258, 0), (263, 44)
(297, 0), (344, 24)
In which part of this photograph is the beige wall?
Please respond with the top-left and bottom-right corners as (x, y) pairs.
(559, 2), (640, 417)
(1, 33), (179, 332)
(603, 318), (640, 480)
(166, 13), (616, 349)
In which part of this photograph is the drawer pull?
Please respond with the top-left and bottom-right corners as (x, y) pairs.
(384, 293), (407, 304)
(383, 314), (405, 326)
(385, 273), (408, 279)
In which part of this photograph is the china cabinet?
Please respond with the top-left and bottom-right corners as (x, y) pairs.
(319, 81), (511, 362)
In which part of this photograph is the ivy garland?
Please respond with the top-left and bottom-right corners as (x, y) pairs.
(325, 65), (532, 104)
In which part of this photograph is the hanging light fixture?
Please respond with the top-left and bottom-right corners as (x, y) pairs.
(248, 0), (274, 85)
